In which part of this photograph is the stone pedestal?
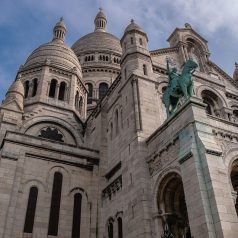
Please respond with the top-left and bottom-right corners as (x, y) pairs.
(177, 97), (238, 238)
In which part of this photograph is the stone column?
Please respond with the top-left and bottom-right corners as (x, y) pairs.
(180, 44), (187, 62)
(55, 84), (60, 99)
(153, 214), (163, 238)
(65, 87), (70, 102)
(46, 81), (51, 96)
(131, 77), (142, 131)
(28, 82), (33, 97)
(183, 45), (189, 60)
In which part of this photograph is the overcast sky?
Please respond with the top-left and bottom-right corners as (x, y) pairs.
(0, 0), (237, 101)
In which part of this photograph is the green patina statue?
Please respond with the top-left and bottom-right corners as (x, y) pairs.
(162, 58), (198, 117)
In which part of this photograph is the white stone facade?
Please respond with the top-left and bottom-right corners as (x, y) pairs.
(0, 9), (238, 238)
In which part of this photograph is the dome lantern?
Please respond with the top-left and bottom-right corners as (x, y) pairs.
(94, 8), (107, 32)
(52, 17), (66, 43)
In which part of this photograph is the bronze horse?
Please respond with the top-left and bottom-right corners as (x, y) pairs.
(162, 59), (198, 117)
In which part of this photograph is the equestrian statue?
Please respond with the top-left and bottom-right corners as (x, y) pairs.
(162, 58), (198, 117)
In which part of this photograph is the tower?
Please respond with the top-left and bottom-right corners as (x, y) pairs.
(120, 20), (161, 134)
(18, 18), (87, 120)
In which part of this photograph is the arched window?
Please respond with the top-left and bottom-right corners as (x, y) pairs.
(201, 90), (223, 117)
(139, 38), (143, 46)
(48, 172), (63, 236)
(110, 122), (113, 139)
(72, 193), (82, 238)
(99, 82), (108, 99)
(233, 109), (238, 123)
(32, 78), (38, 97)
(115, 109), (119, 135)
(103, 55), (106, 61)
(114, 57), (116, 63)
(106, 56), (109, 61)
(117, 217), (123, 238)
(108, 220), (113, 238)
(79, 96), (83, 114)
(143, 64), (148, 75)
(86, 83), (93, 104)
(130, 37), (133, 44)
(23, 186), (38, 234)
(75, 91), (79, 108)
(58, 82), (66, 101)
(49, 79), (57, 98)
(99, 55), (102, 61)
(24, 80), (30, 98)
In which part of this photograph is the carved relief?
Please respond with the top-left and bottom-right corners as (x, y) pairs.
(147, 138), (180, 176)
(102, 175), (122, 200)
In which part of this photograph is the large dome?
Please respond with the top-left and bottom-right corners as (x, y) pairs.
(23, 41), (82, 72)
(23, 18), (81, 74)
(72, 8), (122, 56)
(72, 31), (122, 55)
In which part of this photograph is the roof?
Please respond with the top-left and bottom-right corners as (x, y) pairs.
(23, 41), (82, 72)
(72, 31), (122, 55)
(124, 19), (144, 33)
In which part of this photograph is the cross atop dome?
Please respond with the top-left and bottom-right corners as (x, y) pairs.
(94, 8), (107, 32)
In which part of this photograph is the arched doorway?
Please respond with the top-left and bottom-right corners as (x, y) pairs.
(158, 173), (191, 238)
(230, 160), (238, 216)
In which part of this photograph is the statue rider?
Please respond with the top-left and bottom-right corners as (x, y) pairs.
(166, 59), (180, 88)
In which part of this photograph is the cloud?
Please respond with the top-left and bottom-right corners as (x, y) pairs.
(164, 0), (238, 36)
(0, 0), (237, 103)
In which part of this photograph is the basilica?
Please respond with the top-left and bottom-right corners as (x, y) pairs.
(0, 8), (238, 238)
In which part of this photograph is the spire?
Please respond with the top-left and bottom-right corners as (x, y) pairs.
(2, 74), (24, 111)
(94, 8), (107, 32)
(52, 17), (66, 43)
(233, 62), (238, 81)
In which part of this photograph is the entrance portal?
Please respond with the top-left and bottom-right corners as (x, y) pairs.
(157, 173), (191, 238)
(231, 160), (238, 216)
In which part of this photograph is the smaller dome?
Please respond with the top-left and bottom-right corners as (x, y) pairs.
(7, 75), (24, 97)
(22, 18), (82, 74)
(23, 42), (82, 72)
(124, 19), (144, 33)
